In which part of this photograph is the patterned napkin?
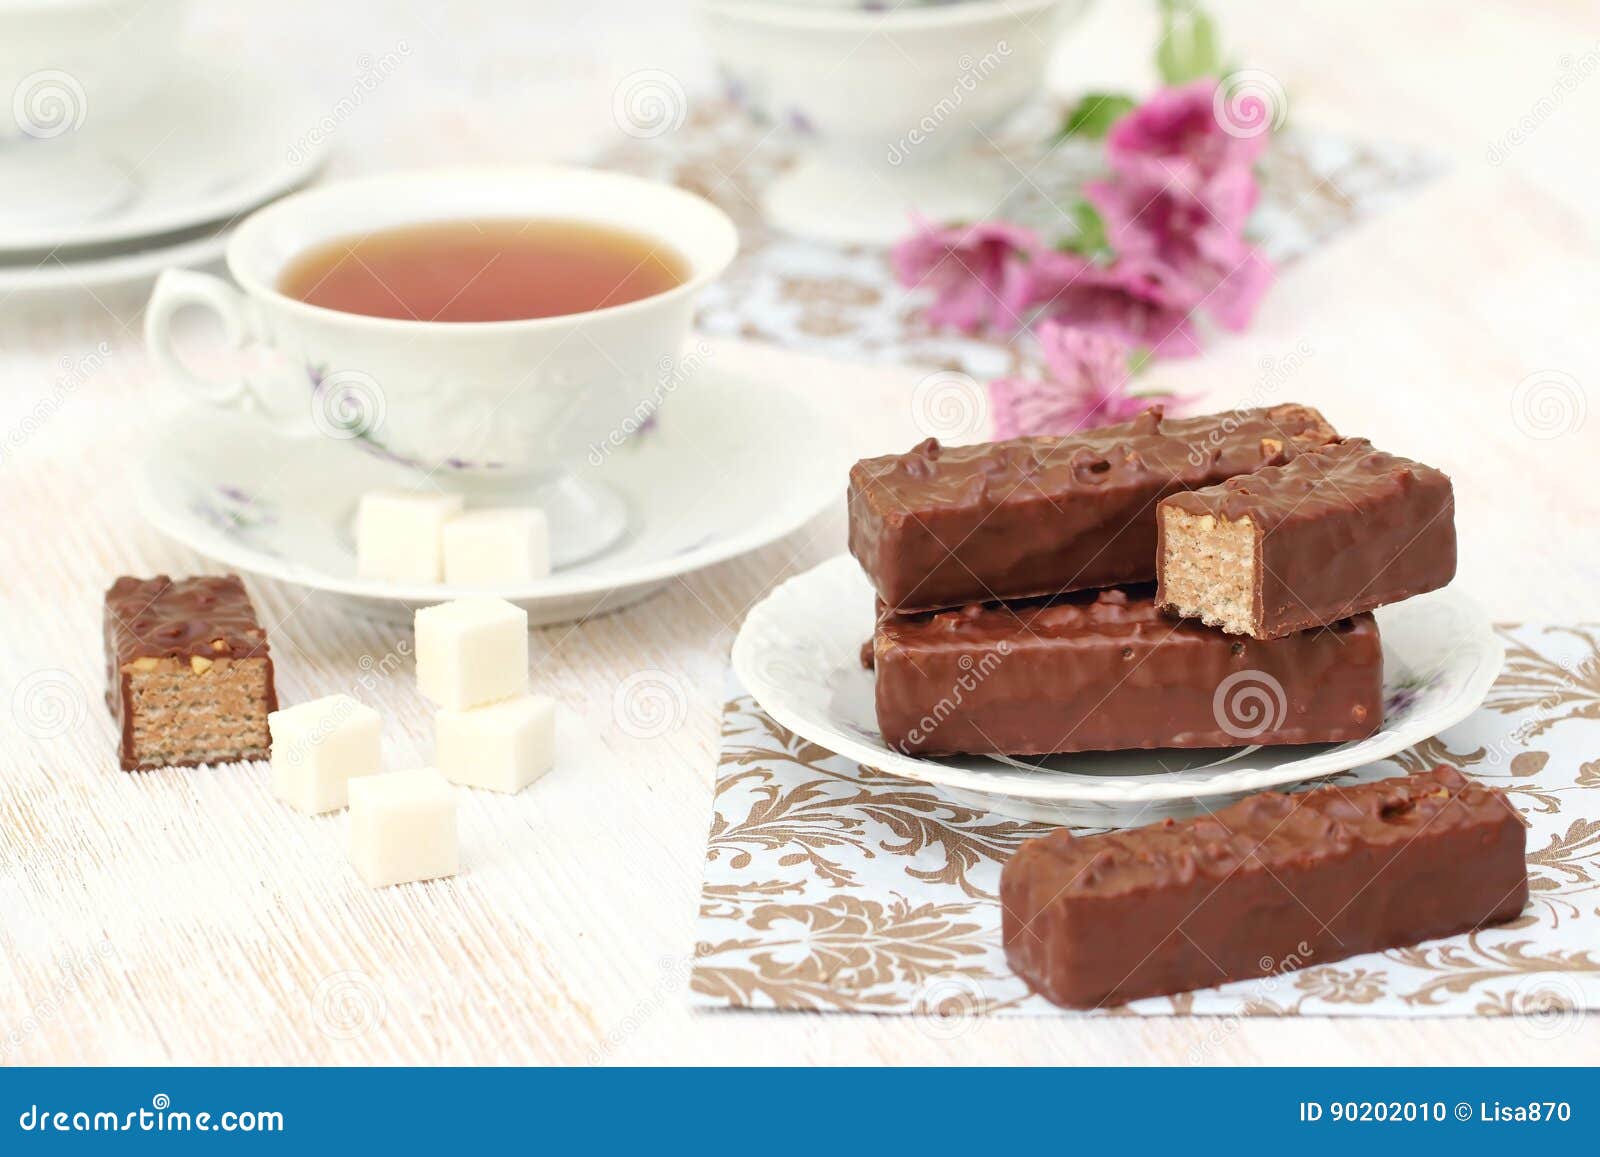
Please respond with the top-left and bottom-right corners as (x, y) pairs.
(598, 100), (1442, 380)
(691, 624), (1600, 1023)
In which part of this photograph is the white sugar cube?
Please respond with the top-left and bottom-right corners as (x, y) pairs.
(356, 490), (464, 583)
(348, 767), (458, 888)
(414, 596), (528, 710)
(435, 694), (556, 793)
(268, 694), (382, 814)
(442, 508), (551, 585)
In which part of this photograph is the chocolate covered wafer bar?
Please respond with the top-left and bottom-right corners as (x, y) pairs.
(873, 585), (1381, 756)
(847, 404), (1339, 612)
(1157, 438), (1456, 639)
(104, 575), (277, 771)
(1002, 766), (1528, 1009)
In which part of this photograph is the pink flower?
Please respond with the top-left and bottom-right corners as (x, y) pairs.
(1085, 172), (1272, 332)
(891, 218), (1043, 334)
(988, 322), (1177, 439)
(1030, 250), (1203, 359)
(892, 80), (1277, 349)
(1105, 79), (1268, 192)
(1083, 80), (1276, 333)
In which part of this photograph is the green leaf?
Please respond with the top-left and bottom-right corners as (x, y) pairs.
(1057, 92), (1137, 141)
(1156, 0), (1226, 86)
(1054, 201), (1113, 263)
(1190, 10), (1220, 76)
(1155, 34), (1184, 87)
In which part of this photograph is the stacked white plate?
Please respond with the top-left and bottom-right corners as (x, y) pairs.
(0, 60), (329, 295)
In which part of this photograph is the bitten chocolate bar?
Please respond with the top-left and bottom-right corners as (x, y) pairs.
(872, 585), (1381, 756)
(1157, 438), (1456, 638)
(104, 575), (277, 771)
(1002, 766), (1528, 1009)
(847, 404), (1339, 612)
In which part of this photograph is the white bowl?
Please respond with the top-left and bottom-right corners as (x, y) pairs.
(701, 0), (1092, 244)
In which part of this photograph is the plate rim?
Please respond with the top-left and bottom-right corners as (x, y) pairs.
(0, 60), (332, 254)
(732, 553), (1507, 805)
(136, 361), (849, 606)
(0, 227), (230, 293)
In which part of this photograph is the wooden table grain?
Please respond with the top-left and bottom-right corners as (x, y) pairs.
(1, 0), (1597, 1065)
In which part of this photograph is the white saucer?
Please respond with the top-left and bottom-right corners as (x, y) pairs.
(732, 555), (1506, 825)
(0, 225), (228, 295)
(0, 59), (329, 252)
(137, 362), (850, 626)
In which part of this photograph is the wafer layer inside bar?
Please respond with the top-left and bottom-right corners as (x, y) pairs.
(104, 575), (277, 771)
(872, 584), (1382, 756)
(1001, 766), (1528, 1009)
(1157, 438), (1456, 638)
(846, 404), (1339, 613)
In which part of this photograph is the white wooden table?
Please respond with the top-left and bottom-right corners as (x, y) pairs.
(2, 0), (1597, 1064)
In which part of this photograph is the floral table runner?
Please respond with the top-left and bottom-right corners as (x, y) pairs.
(691, 624), (1600, 1025)
(599, 100), (1441, 381)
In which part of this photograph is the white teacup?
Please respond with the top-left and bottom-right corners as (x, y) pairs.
(145, 167), (739, 480)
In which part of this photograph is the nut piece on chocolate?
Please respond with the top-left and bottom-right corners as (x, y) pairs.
(1002, 766), (1527, 1010)
(846, 404), (1339, 613)
(103, 574), (277, 771)
(1157, 438), (1456, 638)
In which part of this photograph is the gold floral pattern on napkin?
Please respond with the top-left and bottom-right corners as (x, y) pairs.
(599, 100), (1441, 380)
(692, 624), (1600, 1019)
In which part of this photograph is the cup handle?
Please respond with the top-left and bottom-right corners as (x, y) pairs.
(144, 269), (314, 437)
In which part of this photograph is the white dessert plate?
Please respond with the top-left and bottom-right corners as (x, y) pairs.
(0, 59), (328, 252)
(137, 363), (849, 625)
(0, 224), (228, 295)
(732, 554), (1505, 825)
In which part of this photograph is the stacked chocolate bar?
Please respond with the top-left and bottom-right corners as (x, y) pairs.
(848, 406), (1505, 1009)
(848, 405), (1458, 757)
